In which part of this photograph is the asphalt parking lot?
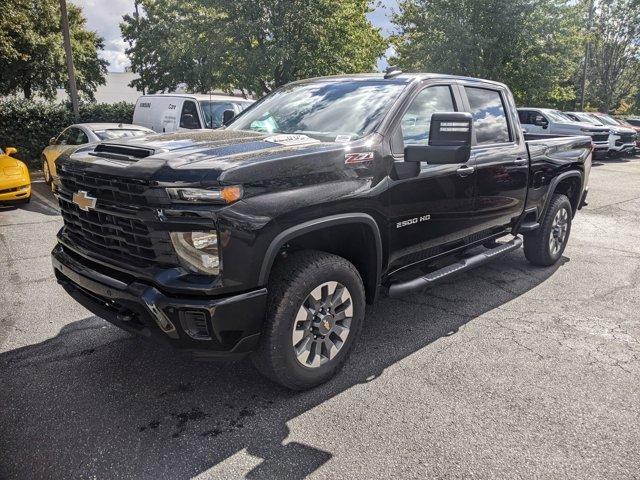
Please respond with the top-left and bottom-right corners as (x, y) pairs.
(1, 157), (640, 480)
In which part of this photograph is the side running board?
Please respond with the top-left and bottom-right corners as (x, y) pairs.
(387, 236), (523, 297)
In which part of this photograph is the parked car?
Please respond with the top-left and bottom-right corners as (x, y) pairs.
(623, 118), (640, 128)
(518, 107), (610, 156)
(0, 147), (30, 205)
(132, 94), (254, 133)
(52, 73), (592, 390)
(614, 117), (640, 150)
(587, 113), (637, 155)
(42, 123), (154, 184)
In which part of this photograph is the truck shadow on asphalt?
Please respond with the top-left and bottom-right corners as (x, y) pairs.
(0, 252), (568, 479)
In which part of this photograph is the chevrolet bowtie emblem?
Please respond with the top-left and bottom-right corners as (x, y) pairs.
(72, 190), (97, 212)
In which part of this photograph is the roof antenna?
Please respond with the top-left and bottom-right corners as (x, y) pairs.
(384, 65), (402, 79)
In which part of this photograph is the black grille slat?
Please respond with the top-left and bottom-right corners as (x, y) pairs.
(59, 170), (149, 206)
(57, 170), (176, 268)
(591, 133), (608, 142)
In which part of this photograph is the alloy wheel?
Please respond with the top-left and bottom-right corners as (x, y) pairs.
(292, 281), (353, 368)
(549, 207), (569, 255)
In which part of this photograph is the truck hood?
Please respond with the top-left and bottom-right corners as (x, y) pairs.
(61, 129), (354, 185)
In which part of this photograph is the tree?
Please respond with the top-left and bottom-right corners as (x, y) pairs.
(584, 0), (640, 112)
(0, 0), (108, 100)
(390, 0), (583, 107)
(121, 0), (387, 97)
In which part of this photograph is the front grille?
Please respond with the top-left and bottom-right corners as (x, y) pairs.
(619, 133), (636, 144)
(57, 169), (176, 268)
(59, 169), (150, 205)
(591, 133), (609, 142)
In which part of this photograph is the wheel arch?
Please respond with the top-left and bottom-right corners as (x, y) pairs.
(258, 213), (383, 304)
(542, 170), (583, 218)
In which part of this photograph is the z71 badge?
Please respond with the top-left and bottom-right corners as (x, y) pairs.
(396, 214), (431, 229)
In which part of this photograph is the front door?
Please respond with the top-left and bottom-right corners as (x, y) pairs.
(385, 83), (480, 271)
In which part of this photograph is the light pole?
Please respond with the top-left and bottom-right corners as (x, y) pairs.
(59, 0), (80, 119)
(579, 0), (595, 111)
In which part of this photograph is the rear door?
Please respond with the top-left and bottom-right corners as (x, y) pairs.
(385, 82), (481, 270)
(462, 85), (529, 231)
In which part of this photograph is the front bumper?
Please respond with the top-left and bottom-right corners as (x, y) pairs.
(0, 184), (30, 202)
(52, 243), (267, 358)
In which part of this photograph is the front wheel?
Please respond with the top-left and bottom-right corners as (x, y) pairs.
(252, 250), (365, 390)
(43, 159), (52, 185)
(523, 194), (572, 266)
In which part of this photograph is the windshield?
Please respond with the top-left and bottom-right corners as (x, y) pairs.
(94, 129), (152, 140)
(201, 100), (253, 129)
(545, 110), (572, 123)
(572, 113), (601, 125)
(591, 114), (619, 126)
(226, 80), (407, 141)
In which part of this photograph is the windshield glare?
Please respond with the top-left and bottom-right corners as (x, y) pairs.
(593, 114), (620, 126)
(227, 80), (406, 141)
(545, 110), (571, 123)
(94, 129), (151, 140)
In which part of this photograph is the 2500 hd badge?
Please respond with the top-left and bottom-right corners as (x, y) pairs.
(397, 215), (431, 229)
(51, 71), (591, 390)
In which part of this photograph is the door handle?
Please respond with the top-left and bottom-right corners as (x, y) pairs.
(456, 165), (475, 177)
(513, 157), (528, 166)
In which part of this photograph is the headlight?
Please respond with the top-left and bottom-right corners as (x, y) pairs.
(170, 231), (220, 275)
(166, 186), (243, 204)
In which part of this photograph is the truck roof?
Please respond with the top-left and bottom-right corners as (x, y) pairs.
(289, 73), (510, 90)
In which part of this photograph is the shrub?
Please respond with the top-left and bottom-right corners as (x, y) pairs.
(0, 100), (134, 168)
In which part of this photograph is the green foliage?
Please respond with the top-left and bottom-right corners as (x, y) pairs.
(0, 0), (108, 100)
(0, 100), (134, 167)
(391, 0), (583, 107)
(584, 0), (640, 112)
(121, 0), (387, 97)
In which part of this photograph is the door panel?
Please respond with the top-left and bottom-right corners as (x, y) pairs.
(385, 83), (480, 270)
(386, 164), (478, 269)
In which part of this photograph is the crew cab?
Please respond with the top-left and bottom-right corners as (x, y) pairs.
(518, 107), (610, 156)
(51, 73), (592, 390)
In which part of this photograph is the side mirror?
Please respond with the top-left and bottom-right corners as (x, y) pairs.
(5, 147), (17, 156)
(403, 112), (472, 165)
(534, 115), (549, 128)
(222, 109), (235, 125)
(49, 137), (57, 145)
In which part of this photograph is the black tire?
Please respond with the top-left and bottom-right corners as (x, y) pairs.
(43, 159), (52, 185)
(252, 250), (365, 390)
(523, 194), (572, 266)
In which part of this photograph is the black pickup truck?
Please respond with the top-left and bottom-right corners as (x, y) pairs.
(52, 73), (592, 390)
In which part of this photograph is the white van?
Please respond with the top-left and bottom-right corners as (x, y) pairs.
(132, 94), (254, 133)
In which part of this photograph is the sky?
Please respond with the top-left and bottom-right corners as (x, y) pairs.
(70, 0), (399, 72)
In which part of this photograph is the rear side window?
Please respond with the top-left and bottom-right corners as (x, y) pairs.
(180, 100), (201, 129)
(400, 85), (456, 146)
(465, 87), (510, 144)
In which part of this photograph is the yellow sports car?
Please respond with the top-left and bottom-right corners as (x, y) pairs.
(0, 147), (31, 204)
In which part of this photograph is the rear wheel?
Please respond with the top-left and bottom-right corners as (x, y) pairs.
(252, 250), (365, 390)
(523, 194), (572, 266)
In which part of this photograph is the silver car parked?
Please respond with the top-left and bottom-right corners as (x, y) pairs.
(518, 108), (610, 156)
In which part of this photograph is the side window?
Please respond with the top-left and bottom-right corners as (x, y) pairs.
(465, 87), (511, 145)
(180, 100), (202, 129)
(400, 85), (456, 147)
(518, 110), (531, 125)
(76, 129), (89, 144)
(64, 128), (81, 145)
(57, 128), (72, 145)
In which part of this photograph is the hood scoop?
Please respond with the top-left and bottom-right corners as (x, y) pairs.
(90, 143), (156, 161)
